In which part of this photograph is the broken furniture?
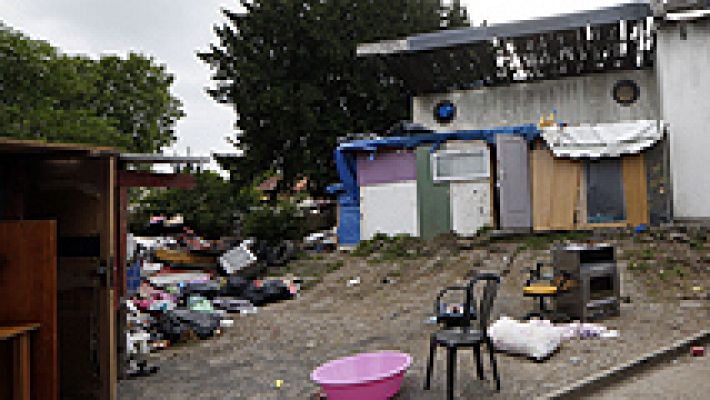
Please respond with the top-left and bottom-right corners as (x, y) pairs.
(311, 351), (412, 400)
(424, 273), (501, 399)
(522, 262), (572, 322)
(552, 243), (621, 321)
(0, 323), (40, 400)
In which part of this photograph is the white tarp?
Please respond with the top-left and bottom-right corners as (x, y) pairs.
(542, 120), (663, 158)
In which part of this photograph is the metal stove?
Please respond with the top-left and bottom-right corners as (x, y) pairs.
(553, 243), (621, 322)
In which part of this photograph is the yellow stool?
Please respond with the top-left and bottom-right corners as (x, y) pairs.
(522, 263), (571, 322)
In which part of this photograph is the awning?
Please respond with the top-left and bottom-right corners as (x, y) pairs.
(541, 120), (663, 159)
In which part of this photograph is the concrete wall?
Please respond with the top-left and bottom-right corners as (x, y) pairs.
(657, 19), (710, 219)
(412, 70), (660, 131)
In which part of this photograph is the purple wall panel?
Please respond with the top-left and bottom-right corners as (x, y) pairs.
(357, 151), (417, 186)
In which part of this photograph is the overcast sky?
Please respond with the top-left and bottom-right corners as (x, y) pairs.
(0, 0), (633, 171)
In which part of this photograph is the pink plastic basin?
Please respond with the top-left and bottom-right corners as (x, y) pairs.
(311, 351), (412, 400)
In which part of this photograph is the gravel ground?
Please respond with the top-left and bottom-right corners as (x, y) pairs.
(119, 234), (710, 400)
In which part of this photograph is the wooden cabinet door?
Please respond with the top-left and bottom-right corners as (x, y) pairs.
(0, 220), (58, 400)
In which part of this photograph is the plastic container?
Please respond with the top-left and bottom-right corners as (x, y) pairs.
(311, 351), (411, 400)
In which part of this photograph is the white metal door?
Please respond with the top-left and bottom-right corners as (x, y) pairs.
(360, 181), (418, 240)
(450, 182), (491, 236)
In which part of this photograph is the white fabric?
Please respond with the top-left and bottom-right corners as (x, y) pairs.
(487, 316), (567, 360)
(542, 120), (663, 158)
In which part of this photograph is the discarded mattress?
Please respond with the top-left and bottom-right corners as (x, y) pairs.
(542, 120), (663, 158)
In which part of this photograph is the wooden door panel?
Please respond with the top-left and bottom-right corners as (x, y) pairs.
(0, 220), (58, 400)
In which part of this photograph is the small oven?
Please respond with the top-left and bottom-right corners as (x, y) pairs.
(553, 243), (620, 321)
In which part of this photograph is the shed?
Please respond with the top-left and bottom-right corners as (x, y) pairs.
(330, 125), (539, 245)
(531, 120), (663, 231)
(0, 138), (207, 400)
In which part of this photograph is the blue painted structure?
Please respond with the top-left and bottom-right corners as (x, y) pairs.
(328, 124), (541, 245)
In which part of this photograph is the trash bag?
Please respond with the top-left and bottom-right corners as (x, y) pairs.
(156, 311), (191, 343)
(223, 276), (249, 297)
(242, 286), (267, 306)
(261, 280), (293, 303)
(158, 309), (221, 341)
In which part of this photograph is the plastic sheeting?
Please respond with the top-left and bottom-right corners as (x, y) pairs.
(541, 120), (662, 158)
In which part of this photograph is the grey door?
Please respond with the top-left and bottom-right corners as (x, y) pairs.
(496, 134), (532, 229)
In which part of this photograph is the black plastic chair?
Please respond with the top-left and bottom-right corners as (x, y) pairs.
(434, 285), (478, 329)
(424, 273), (501, 399)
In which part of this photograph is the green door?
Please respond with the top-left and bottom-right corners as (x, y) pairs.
(416, 146), (451, 239)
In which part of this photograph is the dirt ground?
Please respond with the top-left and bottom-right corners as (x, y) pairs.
(595, 354), (710, 399)
(119, 230), (710, 400)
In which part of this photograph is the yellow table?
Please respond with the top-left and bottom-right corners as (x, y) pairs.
(0, 323), (40, 400)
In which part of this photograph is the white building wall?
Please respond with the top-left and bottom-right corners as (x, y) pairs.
(657, 19), (710, 219)
(412, 70), (659, 131)
(359, 181), (419, 240)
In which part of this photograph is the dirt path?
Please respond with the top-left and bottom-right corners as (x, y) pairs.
(119, 234), (710, 399)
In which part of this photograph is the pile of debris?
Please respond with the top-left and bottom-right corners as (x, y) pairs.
(124, 219), (302, 378)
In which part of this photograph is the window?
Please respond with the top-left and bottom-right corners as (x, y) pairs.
(612, 80), (640, 106)
(432, 150), (490, 181)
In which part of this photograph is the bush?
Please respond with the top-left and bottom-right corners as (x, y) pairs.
(242, 199), (305, 245)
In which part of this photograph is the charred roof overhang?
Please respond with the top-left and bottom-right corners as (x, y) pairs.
(358, 1), (656, 95)
(118, 153), (211, 165)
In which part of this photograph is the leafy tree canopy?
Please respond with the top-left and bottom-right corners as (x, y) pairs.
(201, 0), (470, 190)
(0, 23), (184, 153)
(129, 170), (239, 239)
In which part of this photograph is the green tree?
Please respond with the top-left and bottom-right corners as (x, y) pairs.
(0, 24), (184, 153)
(92, 54), (185, 153)
(129, 170), (238, 239)
(444, 0), (470, 28)
(201, 0), (470, 190)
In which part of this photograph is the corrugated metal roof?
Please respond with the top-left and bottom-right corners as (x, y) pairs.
(541, 120), (663, 158)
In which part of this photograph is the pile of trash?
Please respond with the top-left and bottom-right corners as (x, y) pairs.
(124, 226), (302, 378)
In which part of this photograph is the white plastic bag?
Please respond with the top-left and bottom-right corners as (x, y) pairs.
(488, 316), (566, 360)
